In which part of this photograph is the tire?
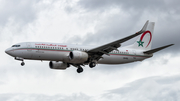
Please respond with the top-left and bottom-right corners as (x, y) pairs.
(21, 62), (25, 66)
(77, 67), (83, 73)
(89, 62), (96, 68)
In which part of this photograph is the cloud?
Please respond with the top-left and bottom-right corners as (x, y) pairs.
(0, 0), (45, 42)
(0, 93), (93, 101)
(1, 75), (180, 101)
(102, 75), (180, 101)
(78, 0), (180, 13)
(0, 0), (40, 26)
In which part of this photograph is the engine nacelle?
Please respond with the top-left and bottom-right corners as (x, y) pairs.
(69, 51), (88, 63)
(49, 61), (68, 70)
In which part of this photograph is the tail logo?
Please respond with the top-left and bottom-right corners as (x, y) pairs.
(137, 31), (152, 48)
(137, 39), (144, 47)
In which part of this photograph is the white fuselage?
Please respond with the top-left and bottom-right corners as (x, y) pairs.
(5, 42), (152, 64)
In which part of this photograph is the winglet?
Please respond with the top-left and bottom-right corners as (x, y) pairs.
(139, 20), (149, 33)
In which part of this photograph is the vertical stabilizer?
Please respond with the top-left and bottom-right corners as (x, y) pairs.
(129, 22), (155, 50)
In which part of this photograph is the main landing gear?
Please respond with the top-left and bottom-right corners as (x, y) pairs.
(89, 62), (96, 68)
(77, 66), (83, 73)
(76, 62), (96, 73)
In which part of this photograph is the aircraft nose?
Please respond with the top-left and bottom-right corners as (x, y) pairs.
(5, 48), (11, 55)
(5, 48), (16, 57)
(5, 49), (8, 53)
(5, 49), (8, 54)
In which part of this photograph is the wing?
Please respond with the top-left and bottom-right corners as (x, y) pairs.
(87, 20), (149, 60)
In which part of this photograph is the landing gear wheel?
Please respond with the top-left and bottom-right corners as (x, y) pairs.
(89, 62), (96, 68)
(67, 63), (70, 67)
(77, 67), (83, 73)
(21, 62), (25, 66)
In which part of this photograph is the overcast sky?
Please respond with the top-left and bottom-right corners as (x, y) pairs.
(0, 0), (180, 100)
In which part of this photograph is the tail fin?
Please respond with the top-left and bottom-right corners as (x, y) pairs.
(129, 21), (155, 50)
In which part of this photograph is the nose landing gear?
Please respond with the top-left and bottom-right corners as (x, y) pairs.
(15, 57), (25, 66)
(21, 61), (25, 66)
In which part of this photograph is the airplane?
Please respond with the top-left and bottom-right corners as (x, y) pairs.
(5, 21), (174, 73)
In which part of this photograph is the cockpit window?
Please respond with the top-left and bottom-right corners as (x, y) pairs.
(12, 45), (21, 47)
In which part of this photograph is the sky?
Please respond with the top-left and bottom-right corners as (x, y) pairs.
(0, 0), (180, 100)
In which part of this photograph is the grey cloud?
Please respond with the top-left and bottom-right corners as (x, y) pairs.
(78, 0), (180, 13)
(0, 0), (60, 32)
(0, 0), (40, 41)
(0, 0), (40, 26)
(1, 74), (180, 101)
(64, 0), (180, 54)
(103, 75), (180, 101)
(0, 0), (60, 42)
(152, 20), (180, 53)
(83, 20), (137, 45)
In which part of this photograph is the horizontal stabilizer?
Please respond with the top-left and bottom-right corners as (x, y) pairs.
(143, 44), (174, 54)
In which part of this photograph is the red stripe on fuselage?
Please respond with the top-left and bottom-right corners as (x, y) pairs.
(13, 48), (71, 52)
(11, 48), (151, 58)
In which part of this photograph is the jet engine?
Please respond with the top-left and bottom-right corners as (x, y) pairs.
(69, 51), (88, 63)
(49, 61), (68, 70)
